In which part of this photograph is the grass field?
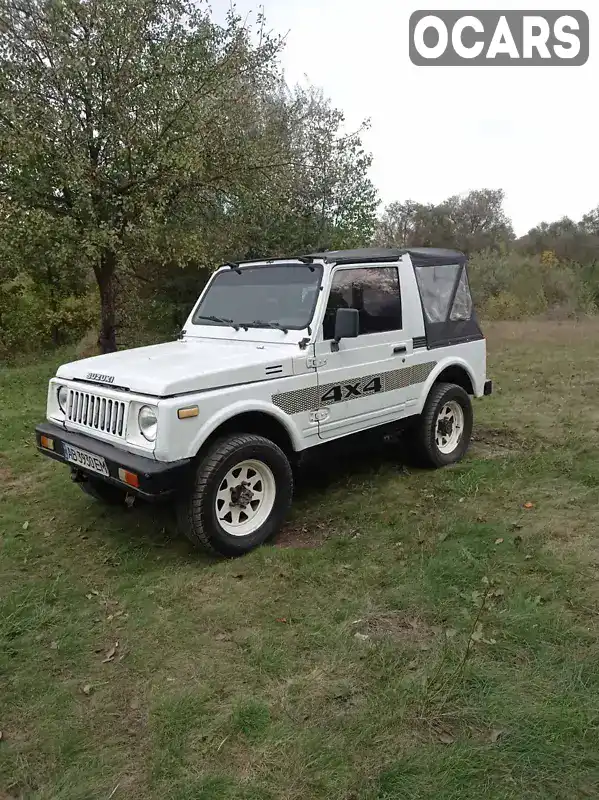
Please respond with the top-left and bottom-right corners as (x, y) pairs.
(1, 320), (599, 800)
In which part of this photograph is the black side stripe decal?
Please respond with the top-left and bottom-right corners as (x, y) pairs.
(272, 361), (436, 416)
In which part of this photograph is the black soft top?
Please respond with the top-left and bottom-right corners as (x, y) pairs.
(305, 247), (466, 268)
(306, 246), (481, 349)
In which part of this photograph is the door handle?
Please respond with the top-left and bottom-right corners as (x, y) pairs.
(393, 345), (407, 354)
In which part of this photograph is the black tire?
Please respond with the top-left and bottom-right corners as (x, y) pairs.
(78, 477), (128, 505)
(408, 382), (473, 468)
(176, 433), (293, 557)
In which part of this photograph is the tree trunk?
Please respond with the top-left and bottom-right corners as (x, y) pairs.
(95, 249), (118, 354)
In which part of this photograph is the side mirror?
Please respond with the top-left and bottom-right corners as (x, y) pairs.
(332, 308), (359, 351)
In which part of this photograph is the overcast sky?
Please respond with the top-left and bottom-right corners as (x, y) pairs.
(215, 0), (597, 236)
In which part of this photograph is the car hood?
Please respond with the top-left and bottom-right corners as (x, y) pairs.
(56, 338), (295, 396)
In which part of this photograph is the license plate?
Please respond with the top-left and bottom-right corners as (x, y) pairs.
(63, 443), (109, 477)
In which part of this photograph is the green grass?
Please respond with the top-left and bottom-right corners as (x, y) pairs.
(2, 320), (599, 799)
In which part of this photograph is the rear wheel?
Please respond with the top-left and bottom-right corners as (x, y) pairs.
(78, 476), (128, 505)
(177, 433), (293, 556)
(409, 382), (473, 468)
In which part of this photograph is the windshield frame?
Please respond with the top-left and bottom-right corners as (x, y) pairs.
(189, 262), (324, 332)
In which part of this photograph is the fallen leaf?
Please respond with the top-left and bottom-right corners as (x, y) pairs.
(232, 573), (244, 580)
(495, 538), (504, 545)
(91, 589), (99, 596)
(438, 731), (455, 744)
(82, 684), (92, 696)
(523, 502), (535, 510)
(445, 628), (458, 639)
(102, 641), (119, 663)
(354, 632), (369, 641)
(511, 523), (523, 531)
(275, 617), (287, 624)
(50, 640), (58, 650)
(215, 633), (229, 641)
(489, 728), (505, 743)
(525, 554), (533, 560)
(130, 698), (140, 710)
(22, 521), (29, 530)
(85, 593), (93, 600)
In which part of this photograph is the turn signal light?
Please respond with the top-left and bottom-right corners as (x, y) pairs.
(118, 468), (139, 488)
(40, 435), (54, 450)
(177, 406), (199, 419)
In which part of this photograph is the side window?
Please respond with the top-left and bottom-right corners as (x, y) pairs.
(414, 264), (460, 323)
(449, 268), (473, 321)
(322, 267), (402, 340)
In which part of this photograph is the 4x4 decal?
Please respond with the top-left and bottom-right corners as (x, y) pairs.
(321, 376), (383, 405)
(271, 362), (437, 417)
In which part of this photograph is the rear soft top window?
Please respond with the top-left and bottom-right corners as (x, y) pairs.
(413, 259), (482, 348)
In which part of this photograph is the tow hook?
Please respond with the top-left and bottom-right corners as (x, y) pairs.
(70, 469), (87, 484)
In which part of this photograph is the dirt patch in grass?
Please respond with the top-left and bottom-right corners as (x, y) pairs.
(470, 424), (530, 459)
(275, 519), (334, 549)
(356, 612), (436, 645)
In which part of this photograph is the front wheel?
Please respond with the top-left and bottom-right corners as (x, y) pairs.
(408, 382), (473, 468)
(176, 433), (293, 556)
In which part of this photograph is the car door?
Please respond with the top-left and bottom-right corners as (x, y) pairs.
(314, 264), (412, 441)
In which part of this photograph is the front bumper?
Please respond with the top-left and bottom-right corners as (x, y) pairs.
(35, 422), (192, 501)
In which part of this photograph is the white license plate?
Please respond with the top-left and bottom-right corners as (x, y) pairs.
(63, 443), (109, 477)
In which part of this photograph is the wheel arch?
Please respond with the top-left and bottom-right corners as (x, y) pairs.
(420, 359), (477, 411)
(190, 402), (300, 462)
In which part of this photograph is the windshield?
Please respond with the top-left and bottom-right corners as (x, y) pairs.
(191, 263), (323, 331)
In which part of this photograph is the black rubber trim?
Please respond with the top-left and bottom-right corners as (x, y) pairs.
(484, 380), (493, 396)
(425, 333), (485, 348)
(35, 422), (192, 500)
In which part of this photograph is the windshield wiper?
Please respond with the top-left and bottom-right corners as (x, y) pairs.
(194, 315), (245, 331)
(242, 320), (289, 334)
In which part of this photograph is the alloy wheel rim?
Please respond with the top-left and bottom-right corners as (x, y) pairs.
(215, 459), (276, 536)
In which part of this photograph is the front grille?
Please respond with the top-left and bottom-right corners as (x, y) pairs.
(66, 389), (127, 438)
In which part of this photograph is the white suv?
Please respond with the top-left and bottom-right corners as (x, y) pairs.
(36, 247), (492, 556)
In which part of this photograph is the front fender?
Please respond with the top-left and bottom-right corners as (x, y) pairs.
(189, 399), (302, 457)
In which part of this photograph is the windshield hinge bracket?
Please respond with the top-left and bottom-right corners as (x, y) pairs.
(306, 357), (326, 369)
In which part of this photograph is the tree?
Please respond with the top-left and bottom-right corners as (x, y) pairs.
(374, 189), (514, 253)
(225, 85), (378, 258)
(0, 0), (291, 351)
(519, 212), (599, 265)
(1, 0), (378, 352)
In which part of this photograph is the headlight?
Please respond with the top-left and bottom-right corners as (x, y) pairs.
(57, 385), (69, 413)
(138, 405), (158, 441)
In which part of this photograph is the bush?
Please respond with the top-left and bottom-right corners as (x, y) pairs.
(469, 249), (597, 320)
(0, 274), (98, 361)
